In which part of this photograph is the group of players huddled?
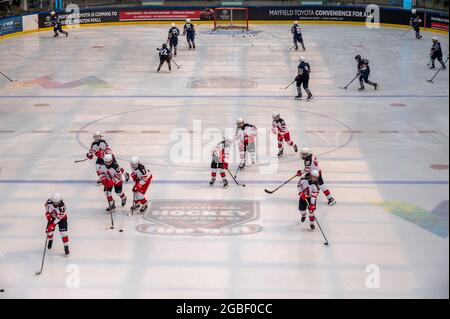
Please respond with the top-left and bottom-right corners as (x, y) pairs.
(156, 19), (197, 72)
(209, 114), (336, 230)
(44, 132), (153, 255)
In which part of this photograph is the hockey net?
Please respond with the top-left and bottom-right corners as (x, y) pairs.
(213, 8), (249, 31)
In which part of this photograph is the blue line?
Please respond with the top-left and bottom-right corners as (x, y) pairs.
(0, 179), (448, 185)
(0, 95), (448, 99)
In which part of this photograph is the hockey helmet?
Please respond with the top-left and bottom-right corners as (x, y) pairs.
(411, 9), (416, 14)
(93, 131), (102, 141)
(130, 155), (140, 168)
(51, 193), (62, 204)
(432, 36), (438, 42)
(104, 154), (113, 165)
(272, 112), (280, 120)
(355, 54), (361, 61)
(50, 11), (56, 16)
(236, 118), (244, 126)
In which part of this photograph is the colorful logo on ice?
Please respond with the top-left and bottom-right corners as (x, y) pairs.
(14, 76), (111, 89)
(136, 200), (262, 236)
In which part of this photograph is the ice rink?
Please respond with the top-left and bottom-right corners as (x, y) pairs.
(0, 23), (448, 298)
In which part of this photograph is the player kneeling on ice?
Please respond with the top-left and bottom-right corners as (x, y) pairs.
(45, 193), (70, 256)
(295, 57), (313, 101)
(235, 118), (257, 170)
(157, 43), (172, 72)
(168, 23), (180, 56)
(183, 19), (196, 49)
(297, 170), (320, 230)
(100, 154), (127, 212)
(210, 137), (232, 188)
(355, 55), (378, 91)
(130, 156), (153, 213)
(271, 112), (298, 157)
(299, 147), (336, 206)
(429, 37), (446, 70)
(50, 11), (68, 38)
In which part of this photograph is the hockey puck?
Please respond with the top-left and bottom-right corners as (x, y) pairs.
(0, 289), (4, 292)
(119, 229), (123, 232)
(324, 243), (329, 246)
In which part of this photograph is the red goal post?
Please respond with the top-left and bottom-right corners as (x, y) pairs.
(213, 7), (249, 31)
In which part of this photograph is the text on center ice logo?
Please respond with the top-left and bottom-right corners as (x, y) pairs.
(136, 200), (261, 236)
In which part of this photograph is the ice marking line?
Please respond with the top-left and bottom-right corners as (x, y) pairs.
(74, 103), (355, 166)
(0, 129), (442, 134)
(0, 179), (447, 185)
(0, 95), (448, 99)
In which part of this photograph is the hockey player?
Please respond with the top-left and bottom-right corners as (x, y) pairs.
(45, 193), (70, 256)
(235, 118), (257, 170)
(86, 131), (114, 185)
(410, 9), (422, 39)
(355, 55), (378, 91)
(99, 154), (127, 212)
(50, 11), (68, 38)
(295, 56), (313, 101)
(157, 43), (172, 72)
(271, 112), (298, 157)
(297, 170), (320, 230)
(130, 156), (153, 213)
(291, 21), (305, 51)
(298, 147), (336, 206)
(183, 18), (196, 49)
(168, 23), (180, 56)
(429, 37), (446, 70)
(210, 137), (231, 188)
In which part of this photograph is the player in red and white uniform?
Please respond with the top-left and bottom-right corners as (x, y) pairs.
(299, 147), (336, 206)
(210, 137), (231, 188)
(99, 154), (127, 212)
(86, 131), (113, 184)
(235, 118), (257, 170)
(271, 112), (298, 157)
(45, 193), (70, 256)
(130, 156), (153, 213)
(297, 170), (320, 230)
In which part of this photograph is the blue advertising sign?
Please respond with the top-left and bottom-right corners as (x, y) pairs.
(0, 16), (23, 36)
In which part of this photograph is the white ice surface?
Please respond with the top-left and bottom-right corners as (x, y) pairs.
(0, 23), (448, 298)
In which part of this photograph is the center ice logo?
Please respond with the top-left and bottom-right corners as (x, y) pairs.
(136, 200), (261, 236)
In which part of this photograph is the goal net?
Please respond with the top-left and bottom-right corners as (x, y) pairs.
(213, 8), (249, 31)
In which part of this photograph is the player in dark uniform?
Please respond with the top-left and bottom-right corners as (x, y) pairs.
(291, 21), (305, 51)
(295, 57), (313, 101)
(157, 43), (172, 72)
(50, 11), (68, 38)
(410, 9), (422, 39)
(429, 36), (446, 70)
(183, 19), (196, 49)
(167, 23), (180, 56)
(355, 55), (378, 91)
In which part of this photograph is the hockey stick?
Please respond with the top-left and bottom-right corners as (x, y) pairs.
(35, 236), (49, 276)
(264, 174), (297, 194)
(427, 57), (449, 83)
(74, 158), (88, 163)
(226, 168), (246, 187)
(106, 194), (115, 229)
(400, 27), (412, 38)
(315, 216), (329, 246)
(306, 201), (329, 246)
(283, 80), (296, 90)
(339, 75), (359, 89)
(171, 57), (181, 69)
(0, 71), (17, 82)
(129, 191), (137, 216)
